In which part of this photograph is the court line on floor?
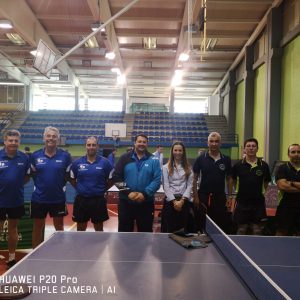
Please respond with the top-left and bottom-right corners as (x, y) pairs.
(67, 222), (77, 231)
(108, 208), (118, 216)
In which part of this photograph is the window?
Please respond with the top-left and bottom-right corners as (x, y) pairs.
(31, 96), (123, 112)
(31, 96), (75, 111)
(86, 99), (122, 111)
(174, 100), (207, 113)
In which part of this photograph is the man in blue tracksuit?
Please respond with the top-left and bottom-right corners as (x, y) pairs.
(113, 134), (161, 232)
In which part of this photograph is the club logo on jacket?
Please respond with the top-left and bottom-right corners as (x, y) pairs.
(219, 164), (226, 171)
(36, 158), (46, 165)
(255, 170), (263, 176)
(0, 161), (7, 168)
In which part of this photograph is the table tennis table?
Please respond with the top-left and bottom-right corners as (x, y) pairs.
(2, 217), (299, 300)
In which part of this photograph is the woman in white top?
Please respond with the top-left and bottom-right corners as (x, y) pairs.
(161, 141), (193, 233)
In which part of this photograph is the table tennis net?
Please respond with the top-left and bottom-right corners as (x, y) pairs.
(206, 216), (291, 300)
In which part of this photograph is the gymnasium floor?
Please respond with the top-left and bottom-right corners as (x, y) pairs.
(44, 203), (119, 236)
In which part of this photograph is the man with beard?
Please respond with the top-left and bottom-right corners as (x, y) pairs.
(113, 134), (161, 232)
(70, 136), (112, 231)
(275, 144), (300, 236)
(229, 138), (271, 235)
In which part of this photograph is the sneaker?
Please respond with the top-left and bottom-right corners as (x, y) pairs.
(6, 259), (17, 269)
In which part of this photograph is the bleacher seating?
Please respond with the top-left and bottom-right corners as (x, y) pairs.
(15, 110), (237, 147)
(18, 110), (125, 144)
(132, 112), (209, 146)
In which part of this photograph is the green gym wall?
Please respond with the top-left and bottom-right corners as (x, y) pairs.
(235, 80), (245, 158)
(253, 64), (266, 158)
(281, 35), (300, 160)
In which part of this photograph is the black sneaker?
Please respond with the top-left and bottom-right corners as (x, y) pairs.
(6, 259), (17, 269)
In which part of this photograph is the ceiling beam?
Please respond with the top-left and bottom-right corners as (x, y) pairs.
(189, 58), (233, 63)
(118, 16), (182, 22)
(47, 31), (91, 36)
(0, 53), (30, 85)
(193, 32), (250, 39)
(36, 14), (94, 21)
(0, 0), (88, 98)
(112, 7), (183, 18)
(70, 65), (116, 71)
(193, 50), (239, 56)
(209, 0), (272, 4)
(76, 74), (115, 79)
(66, 55), (106, 61)
(127, 66), (226, 73)
(213, 0), (283, 95)
(50, 0), (140, 75)
(87, 0), (125, 73)
(208, 18), (260, 24)
(130, 83), (170, 88)
(123, 57), (175, 62)
(116, 28), (180, 38)
(0, 46), (34, 52)
(119, 44), (177, 50)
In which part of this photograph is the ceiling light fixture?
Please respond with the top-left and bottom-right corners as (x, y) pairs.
(111, 67), (121, 74)
(117, 74), (126, 85)
(206, 38), (218, 50)
(0, 82), (24, 86)
(84, 36), (99, 48)
(178, 52), (190, 62)
(6, 33), (26, 45)
(143, 37), (157, 50)
(30, 50), (37, 56)
(0, 20), (13, 29)
(105, 51), (115, 60)
(91, 22), (106, 32)
(171, 69), (183, 87)
(111, 67), (125, 85)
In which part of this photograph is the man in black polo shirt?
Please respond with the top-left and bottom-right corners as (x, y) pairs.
(229, 138), (271, 235)
(275, 143), (300, 236)
(193, 132), (232, 233)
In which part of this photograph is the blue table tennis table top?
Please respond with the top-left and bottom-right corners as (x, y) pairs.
(230, 235), (300, 300)
(2, 231), (300, 300)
